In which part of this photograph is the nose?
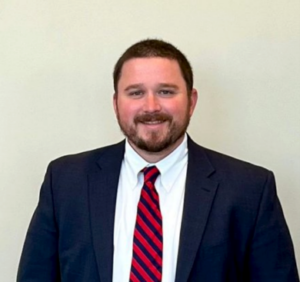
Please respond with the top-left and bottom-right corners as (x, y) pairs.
(143, 93), (161, 112)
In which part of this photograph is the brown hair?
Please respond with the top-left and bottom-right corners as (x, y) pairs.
(113, 39), (194, 94)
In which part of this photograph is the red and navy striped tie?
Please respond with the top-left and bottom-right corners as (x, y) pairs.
(130, 166), (163, 282)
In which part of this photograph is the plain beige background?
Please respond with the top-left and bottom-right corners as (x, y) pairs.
(1, 0), (299, 280)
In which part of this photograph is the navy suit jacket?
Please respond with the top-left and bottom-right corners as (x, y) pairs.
(18, 138), (299, 281)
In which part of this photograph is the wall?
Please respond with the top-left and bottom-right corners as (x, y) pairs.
(0, 0), (299, 280)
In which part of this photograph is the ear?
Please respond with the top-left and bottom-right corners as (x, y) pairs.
(189, 88), (198, 117)
(113, 93), (118, 114)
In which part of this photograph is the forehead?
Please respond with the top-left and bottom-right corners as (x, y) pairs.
(117, 57), (185, 90)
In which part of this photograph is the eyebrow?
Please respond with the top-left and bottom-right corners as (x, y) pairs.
(157, 83), (179, 89)
(124, 84), (144, 91)
(124, 83), (179, 91)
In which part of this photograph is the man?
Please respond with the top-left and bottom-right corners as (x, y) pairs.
(18, 39), (299, 282)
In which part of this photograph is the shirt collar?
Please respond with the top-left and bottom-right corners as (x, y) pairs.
(124, 134), (188, 192)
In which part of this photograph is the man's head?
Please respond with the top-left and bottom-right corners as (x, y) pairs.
(113, 39), (194, 94)
(113, 39), (198, 161)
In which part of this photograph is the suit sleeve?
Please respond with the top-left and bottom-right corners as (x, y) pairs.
(17, 162), (61, 282)
(248, 171), (299, 281)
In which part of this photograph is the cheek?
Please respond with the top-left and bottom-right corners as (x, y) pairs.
(117, 104), (137, 121)
(163, 101), (189, 118)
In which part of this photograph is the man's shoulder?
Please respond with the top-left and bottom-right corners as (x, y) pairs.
(48, 140), (125, 173)
(188, 138), (272, 181)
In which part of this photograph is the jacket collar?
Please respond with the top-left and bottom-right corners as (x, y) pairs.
(89, 141), (125, 282)
(175, 137), (219, 282)
(88, 137), (218, 282)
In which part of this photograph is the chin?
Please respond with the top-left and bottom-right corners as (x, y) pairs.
(134, 134), (180, 153)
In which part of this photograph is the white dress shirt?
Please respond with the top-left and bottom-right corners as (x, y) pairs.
(113, 134), (188, 282)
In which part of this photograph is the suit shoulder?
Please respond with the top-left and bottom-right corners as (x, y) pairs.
(48, 140), (125, 172)
(189, 139), (272, 182)
(205, 146), (270, 174)
(195, 144), (275, 198)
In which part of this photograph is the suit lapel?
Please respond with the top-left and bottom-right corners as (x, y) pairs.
(88, 142), (125, 282)
(175, 138), (219, 282)
(88, 138), (218, 282)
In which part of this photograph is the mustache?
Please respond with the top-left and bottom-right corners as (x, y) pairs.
(134, 113), (172, 124)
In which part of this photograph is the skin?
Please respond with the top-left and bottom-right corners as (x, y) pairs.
(113, 57), (198, 163)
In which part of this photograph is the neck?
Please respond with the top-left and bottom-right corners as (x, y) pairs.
(128, 135), (185, 163)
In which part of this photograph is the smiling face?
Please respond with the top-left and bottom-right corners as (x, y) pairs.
(114, 57), (197, 159)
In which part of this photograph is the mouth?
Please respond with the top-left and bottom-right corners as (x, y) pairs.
(139, 120), (167, 130)
(135, 113), (171, 126)
(141, 120), (165, 125)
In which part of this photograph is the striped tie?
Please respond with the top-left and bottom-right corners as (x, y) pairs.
(129, 166), (163, 282)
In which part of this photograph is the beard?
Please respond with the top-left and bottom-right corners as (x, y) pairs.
(116, 108), (191, 153)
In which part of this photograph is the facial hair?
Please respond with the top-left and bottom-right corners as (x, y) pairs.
(116, 106), (191, 153)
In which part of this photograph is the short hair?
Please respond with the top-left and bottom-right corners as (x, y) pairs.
(113, 39), (194, 93)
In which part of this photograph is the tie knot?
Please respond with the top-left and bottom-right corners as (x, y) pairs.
(142, 166), (160, 185)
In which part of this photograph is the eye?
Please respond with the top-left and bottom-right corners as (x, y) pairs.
(128, 90), (144, 97)
(159, 89), (175, 96)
